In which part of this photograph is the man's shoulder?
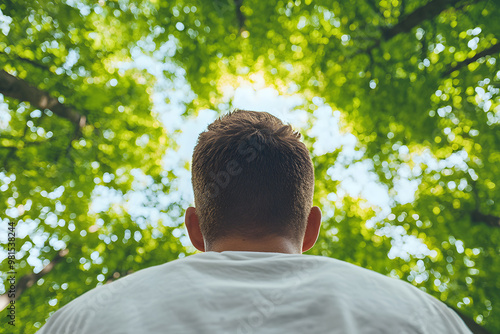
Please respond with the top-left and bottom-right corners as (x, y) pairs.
(303, 254), (436, 300)
(36, 259), (179, 333)
(303, 254), (471, 333)
(46, 254), (202, 310)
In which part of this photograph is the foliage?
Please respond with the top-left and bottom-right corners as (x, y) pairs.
(0, 0), (499, 333)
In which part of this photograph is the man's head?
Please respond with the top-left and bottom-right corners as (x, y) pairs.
(185, 109), (321, 254)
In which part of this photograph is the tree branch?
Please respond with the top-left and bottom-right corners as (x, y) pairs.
(471, 210), (500, 228)
(0, 50), (52, 72)
(234, 0), (246, 32)
(365, 0), (383, 18)
(0, 249), (69, 312)
(347, 0), (475, 61)
(382, 0), (459, 41)
(442, 42), (500, 77)
(0, 70), (86, 128)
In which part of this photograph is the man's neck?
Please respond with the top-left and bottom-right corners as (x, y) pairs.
(207, 236), (302, 254)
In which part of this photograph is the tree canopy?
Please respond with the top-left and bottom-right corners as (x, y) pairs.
(0, 0), (499, 333)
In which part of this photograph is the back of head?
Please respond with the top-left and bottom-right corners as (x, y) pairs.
(191, 109), (314, 245)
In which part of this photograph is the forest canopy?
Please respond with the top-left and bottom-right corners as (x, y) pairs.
(0, 0), (499, 333)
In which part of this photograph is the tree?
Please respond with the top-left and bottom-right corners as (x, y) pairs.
(0, 1), (185, 332)
(1, 0), (498, 333)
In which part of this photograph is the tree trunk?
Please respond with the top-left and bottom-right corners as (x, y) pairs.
(0, 249), (68, 311)
(0, 70), (86, 128)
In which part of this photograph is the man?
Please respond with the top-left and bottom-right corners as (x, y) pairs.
(38, 110), (471, 333)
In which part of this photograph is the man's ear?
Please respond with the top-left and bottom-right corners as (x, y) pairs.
(185, 207), (205, 252)
(302, 206), (322, 253)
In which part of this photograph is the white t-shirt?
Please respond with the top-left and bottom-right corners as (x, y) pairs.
(38, 251), (471, 334)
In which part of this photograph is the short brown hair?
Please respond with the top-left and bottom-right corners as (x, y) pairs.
(191, 109), (314, 245)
